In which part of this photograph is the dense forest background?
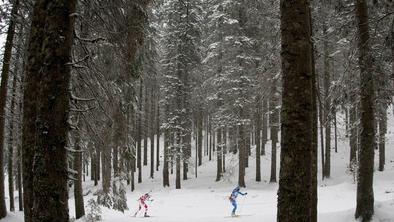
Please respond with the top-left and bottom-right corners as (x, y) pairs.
(0, 0), (393, 222)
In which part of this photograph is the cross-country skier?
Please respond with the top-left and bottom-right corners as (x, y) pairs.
(134, 193), (153, 217)
(229, 186), (247, 217)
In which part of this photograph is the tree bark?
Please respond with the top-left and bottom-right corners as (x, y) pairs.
(355, 0), (375, 221)
(23, 0), (77, 221)
(277, 0), (314, 221)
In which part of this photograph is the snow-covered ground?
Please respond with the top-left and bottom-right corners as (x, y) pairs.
(3, 110), (394, 222)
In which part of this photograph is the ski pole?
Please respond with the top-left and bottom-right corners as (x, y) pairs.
(238, 195), (246, 215)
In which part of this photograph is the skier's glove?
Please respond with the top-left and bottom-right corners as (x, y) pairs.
(245, 192), (248, 195)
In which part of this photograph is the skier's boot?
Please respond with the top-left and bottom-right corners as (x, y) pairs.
(231, 212), (236, 217)
(144, 213), (150, 217)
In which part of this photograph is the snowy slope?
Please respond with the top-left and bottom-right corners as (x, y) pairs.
(2, 110), (394, 222)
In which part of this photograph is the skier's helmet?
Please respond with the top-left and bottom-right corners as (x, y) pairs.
(233, 186), (240, 192)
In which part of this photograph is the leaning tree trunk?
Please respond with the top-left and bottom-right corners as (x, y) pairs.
(277, 0), (314, 222)
(0, 0), (20, 218)
(355, 0), (375, 221)
(23, 0), (77, 221)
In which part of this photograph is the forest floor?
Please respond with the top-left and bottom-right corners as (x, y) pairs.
(3, 111), (394, 222)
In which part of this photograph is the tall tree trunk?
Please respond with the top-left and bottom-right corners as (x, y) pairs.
(261, 99), (268, 156)
(255, 97), (262, 182)
(113, 145), (119, 177)
(17, 145), (23, 211)
(175, 132), (181, 189)
(150, 92), (155, 178)
(183, 132), (191, 180)
(355, 0), (375, 221)
(137, 80), (143, 183)
(156, 95), (160, 171)
(96, 149), (100, 185)
(163, 129), (170, 187)
(215, 129), (222, 181)
(318, 98), (325, 179)
(378, 108), (386, 171)
(334, 109), (338, 153)
(223, 128), (227, 173)
(205, 116), (208, 156)
(277, 0), (314, 221)
(7, 30), (22, 212)
(245, 127), (250, 168)
(74, 134), (85, 219)
(269, 84), (279, 183)
(349, 106), (358, 168)
(91, 153), (95, 181)
(197, 110), (203, 166)
(8, 71), (18, 213)
(0, 0), (20, 218)
(310, 9), (318, 220)
(209, 117), (212, 161)
(143, 85), (149, 166)
(23, 0), (76, 221)
(323, 19), (331, 179)
(101, 128), (112, 195)
(238, 115), (246, 187)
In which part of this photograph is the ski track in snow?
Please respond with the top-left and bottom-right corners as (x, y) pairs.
(3, 111), (394, 222)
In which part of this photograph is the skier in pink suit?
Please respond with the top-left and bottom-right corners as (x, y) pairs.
(134, 193), (152, 217)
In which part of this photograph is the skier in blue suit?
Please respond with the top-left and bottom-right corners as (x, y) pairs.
(229, 186), (247, 216)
